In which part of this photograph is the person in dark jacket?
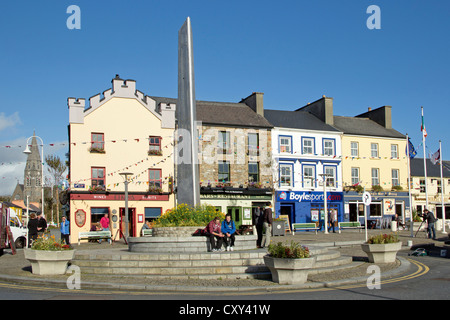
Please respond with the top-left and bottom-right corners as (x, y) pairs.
(37, 213), (47, 236)
(221, 214), (236, 251)
(253, 207), (264, 248)
(260, 202), (273, 248)
(422, 209), (437, 240)
(27, 213), (39, 247)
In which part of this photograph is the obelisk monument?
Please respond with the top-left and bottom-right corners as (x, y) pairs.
(176, 17), (200, 206)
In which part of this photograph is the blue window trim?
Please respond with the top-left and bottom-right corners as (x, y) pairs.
(279, 162), (294, 188)
(301, 136), (315, 155)
(278, 135), (293, 154)
(323, 164), (338, 188)
(322, 138), (336, 157)
(301, 163), (316, 188)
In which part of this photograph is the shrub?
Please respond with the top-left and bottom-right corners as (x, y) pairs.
(367, 233), (399, 244)
(153, 204), (225, 227)
(268, 241), (311, 259)
(31, 235), (72, 251)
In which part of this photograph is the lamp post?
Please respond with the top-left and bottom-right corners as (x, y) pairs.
(319, 173), (332, 235)
(119, 172), (133, 240)
(23, 135), (44, 221)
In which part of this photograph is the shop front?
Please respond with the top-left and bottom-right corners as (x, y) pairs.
(69, 192), (174, 243)
(275, 191), (344, 230)
(200, 188), (273, 230)
(343, 191), (410, 228)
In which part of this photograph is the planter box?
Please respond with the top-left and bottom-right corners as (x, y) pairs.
(263, 255), (316, 285)
(24, 249), (75, 275)
(361, 242), (402, 263)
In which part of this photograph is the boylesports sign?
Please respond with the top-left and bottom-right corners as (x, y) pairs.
(277, 191), (343, 203)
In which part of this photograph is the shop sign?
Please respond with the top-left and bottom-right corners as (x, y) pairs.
(277, 191), (343, 203)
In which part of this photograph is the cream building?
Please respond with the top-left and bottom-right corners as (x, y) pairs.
(68, 75), (176, 243)
(333, 106), (410, 225)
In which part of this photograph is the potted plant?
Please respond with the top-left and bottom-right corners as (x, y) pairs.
(361, 233), (402, 263)
(24, 235), (75, 275)
(263, 241), (316, 285)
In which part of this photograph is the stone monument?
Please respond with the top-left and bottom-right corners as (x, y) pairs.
(176, 17), (200, 206)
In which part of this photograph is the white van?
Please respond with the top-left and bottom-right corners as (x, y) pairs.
(8, 209), (28, 248)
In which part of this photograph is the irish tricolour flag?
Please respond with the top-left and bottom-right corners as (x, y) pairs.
(421, 108), (427, 138)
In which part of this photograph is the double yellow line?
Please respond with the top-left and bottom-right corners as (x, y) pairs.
(0, 258), (430, 297)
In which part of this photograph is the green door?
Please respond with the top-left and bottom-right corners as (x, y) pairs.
(226, 206), (242, 229)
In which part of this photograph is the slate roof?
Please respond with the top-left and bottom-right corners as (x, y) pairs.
(264, 109), (340, 132)
(410, 158), (450, 178)
(150, 96), (273, 128)
(332, 116), (405, 139)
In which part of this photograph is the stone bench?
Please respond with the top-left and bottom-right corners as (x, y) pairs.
(128, 234), (258, 253)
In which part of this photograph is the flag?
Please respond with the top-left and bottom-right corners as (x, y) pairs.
(431, 148), (440, 165)
(407, 138), (417, 158)
(421, 110), (427, 138)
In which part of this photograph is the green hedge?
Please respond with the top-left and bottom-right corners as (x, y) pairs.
(154, 204), (225, 227)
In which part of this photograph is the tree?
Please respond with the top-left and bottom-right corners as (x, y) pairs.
(45, 155), (67, 225)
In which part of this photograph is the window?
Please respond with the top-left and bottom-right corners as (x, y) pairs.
(280, 164), (292, 187)
(302, 137), (314, 155)
(149, 136), (162, 155)
(371, 143), (379, 158)
(391, 144), (398, 159)
(371, 168), (379, 186)
(279, 136), (292, 153)
(392, 169), (399, 187)
(91, 167), (105, 187)
(248, 133), (259, 155)
(437, 180), (442, 194)
(248, 162), (259, 183)
(324, 166), (336, 187)
(149, 169), (162, 188)
(91, 133), (105, 151)
(420, 179), (426, 193)
(218, 161), (230, 182)
(350, 142), (358, 157)
(218, 131), (230, 154)
(351, 167), (360, 186)
(323, 139), (335, 156)
(303, 165), (315, 188)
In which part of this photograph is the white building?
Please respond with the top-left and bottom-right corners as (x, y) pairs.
(264, 96), (343, 228)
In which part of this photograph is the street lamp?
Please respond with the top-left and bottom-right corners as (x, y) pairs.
(319, 173), (332, 235)
(119, 172), (133, 240)
(23, 135), (44, 221)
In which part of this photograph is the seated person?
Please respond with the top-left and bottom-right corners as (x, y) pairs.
(221, 214), (236, 251)
(204, 217), (224, 252)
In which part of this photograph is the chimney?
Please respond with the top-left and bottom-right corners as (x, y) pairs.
(68, 97), (85, 124)
(295, 96), (334, 126)
(241, 92), (264, 117)
(356, 105), (392, 129)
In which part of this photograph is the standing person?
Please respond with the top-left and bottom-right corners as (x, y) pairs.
(37, 213), (47, 237)
(261, 202), (273, 248)
(221, 214), (236, 251)
(204, 217), (224, 252)
(99, 213), (111, 244)
(422, 209), (437, 240)
(60, 216), (70, 245)
(328, 209), (337, 233)
(253, 206), (264, 248)
(27, 213), (39, 247)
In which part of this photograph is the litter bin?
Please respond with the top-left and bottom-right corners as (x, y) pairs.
(391, 221), (398, 232)
(272, 220), (285, 236)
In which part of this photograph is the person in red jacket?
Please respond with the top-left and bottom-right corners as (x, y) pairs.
(204, 217), (224, 252)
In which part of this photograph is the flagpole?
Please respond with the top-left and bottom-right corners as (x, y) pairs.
(406, 134), (414, 238)
(439, 140), (446, 234)
(421, 106), (429, 210)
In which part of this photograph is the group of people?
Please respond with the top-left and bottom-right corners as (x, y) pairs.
(205, 202), (274, 252)
(26, 213), (71, 246)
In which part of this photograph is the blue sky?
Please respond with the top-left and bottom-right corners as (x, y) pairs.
(0, 0), (449, 195)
